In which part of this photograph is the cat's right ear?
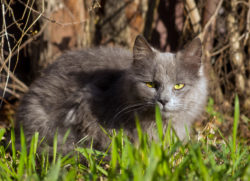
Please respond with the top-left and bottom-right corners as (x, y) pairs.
(182, 38), (202, 58)
(133, 35), (154, 60)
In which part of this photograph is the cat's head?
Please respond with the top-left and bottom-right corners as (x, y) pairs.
(127, 35), (207, 119)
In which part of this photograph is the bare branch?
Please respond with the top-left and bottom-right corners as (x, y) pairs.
(199, 0), (224, 40)
(17, 0), (87, 26)
(1, 2), (12, 106)
(185, 0), (201, 33)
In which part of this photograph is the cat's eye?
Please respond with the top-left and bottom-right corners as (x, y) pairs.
(174, 83), (185, 90)
(145, 82), (155, 88)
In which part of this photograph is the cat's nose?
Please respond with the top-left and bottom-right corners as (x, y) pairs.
(158, 99), (168, 106)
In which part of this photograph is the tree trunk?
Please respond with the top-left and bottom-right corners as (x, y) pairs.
(29, 0), (92, 78)
(202, 0), (224, 104)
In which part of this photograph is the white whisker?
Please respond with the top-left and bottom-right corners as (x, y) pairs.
(112, 101), (154, 120)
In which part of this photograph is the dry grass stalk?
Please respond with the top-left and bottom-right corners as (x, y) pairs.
(227, 0), (246, 94)
(185, 0), (201, 33)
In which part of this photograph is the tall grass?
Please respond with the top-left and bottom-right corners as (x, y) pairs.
(0, 96), (249, 180)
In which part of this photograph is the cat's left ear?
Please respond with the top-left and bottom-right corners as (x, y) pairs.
(178, 38), (202, 74)
(182, 38), (202, 59)
(133, 35), (154, 60)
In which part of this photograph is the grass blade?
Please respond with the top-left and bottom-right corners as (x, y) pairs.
(10, 128), (16, 165)
(62, 129), (71, 144)
(28, 132), (39, 174)
(135, 115), (142, 144)
(242, 155), (250, 181)
(0, 128), (6, 141)
(17, 127), (27, 180)
(110, 134), (118, 174)
(53, 130), (58, 165)
(44, 156), (61, 181)
(232, 94), (240, 175)
(155, 105), (163, 142)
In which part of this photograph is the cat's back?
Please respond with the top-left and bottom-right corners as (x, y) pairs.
(45, 46), (133, 75)
(17, 46), (133, 126)
(26, 46), (133, 101)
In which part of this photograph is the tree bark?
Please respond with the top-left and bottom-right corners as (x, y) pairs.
(29, 0), (91, 78)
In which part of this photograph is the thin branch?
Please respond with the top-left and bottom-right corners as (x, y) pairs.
(22, 0), (36, 35)
(2, 2), (24, 33)
(0, 87), (20, 99)
(235, 0), (250, 7)
(11, 22), (48, 57)
(1, 2), (12, 107)
(210, 33), (247, 57)
(199, 0), (224, 40)
(0, 82), (25, 92)
(17, 0), (86, 26)
(0, 0), (44, 92)
(185, 0), (201, 33)
(244, 0), (250, 44)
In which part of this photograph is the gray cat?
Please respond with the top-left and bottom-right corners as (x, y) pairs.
(15, 35), (207, 154)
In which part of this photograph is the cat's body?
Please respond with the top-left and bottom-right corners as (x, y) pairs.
(15, 36), (207, 153)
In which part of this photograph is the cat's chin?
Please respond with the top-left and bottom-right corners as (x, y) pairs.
(161, 111), (173, 119)
(156, 103), (175, 119)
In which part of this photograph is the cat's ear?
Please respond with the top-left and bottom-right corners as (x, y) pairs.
(178, 38), (202, 74)
(133, 35), (154, 60)
(182, 38), (202, 59)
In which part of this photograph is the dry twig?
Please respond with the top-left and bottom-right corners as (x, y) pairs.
(1, 2), (13, 106)
(185, 0), (201, 33)
(199, 0), (224, 41)
(17, 0), (87, 26)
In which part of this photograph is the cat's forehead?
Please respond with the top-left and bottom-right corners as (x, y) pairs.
(154, 52), (177, 73)
(155, 52), (176, 63)
(153, 51), (200, 82)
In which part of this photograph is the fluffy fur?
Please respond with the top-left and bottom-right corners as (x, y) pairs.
(15, 35), (207, 153)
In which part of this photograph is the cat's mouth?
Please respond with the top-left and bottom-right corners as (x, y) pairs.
(156, 102), (177, 119)
(161, 111), (174, 119)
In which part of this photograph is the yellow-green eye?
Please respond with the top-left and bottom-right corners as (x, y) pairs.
(174, 83), (185, 90)
(145, 82), (155, 88)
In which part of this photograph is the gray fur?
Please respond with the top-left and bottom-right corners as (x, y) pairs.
(15, 35), (207, 153)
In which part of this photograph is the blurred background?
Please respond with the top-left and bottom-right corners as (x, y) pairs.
(0, 0), (249, 142)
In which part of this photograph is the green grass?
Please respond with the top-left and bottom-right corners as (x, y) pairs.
(0, 96), (249, 180)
